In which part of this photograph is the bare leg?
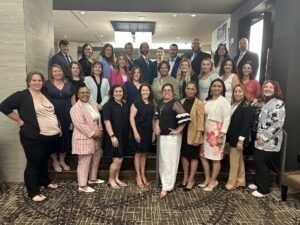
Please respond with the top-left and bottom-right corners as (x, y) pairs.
(114, 158), (125, 184)
(181, 157), (189, 186)
(134, 153), (144, 187)
(140, 153), (149, 186)
(51, 153), (62, 172)
(207, 160), (221, 188)
(59, 152), (70, 170)
(109, 158), (122, 186)
(186, 159), (198, 189)
(200, 156), (211, 185)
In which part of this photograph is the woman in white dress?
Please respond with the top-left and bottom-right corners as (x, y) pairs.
(199, 78), (231, 191)
(197, 58), (219, 101)
(219, 58), (240, 102)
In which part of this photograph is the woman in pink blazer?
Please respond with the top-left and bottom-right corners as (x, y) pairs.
(70, 84), (105, 192)
(110, 53), (129, 86)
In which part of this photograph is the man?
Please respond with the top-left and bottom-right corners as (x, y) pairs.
(168, 44), (182, 78)
(124, 42), (135, 71)
(233, 38), (259, 76)
(49, 39), (73, 76)
(188, 38), (211, 75)
(134, 42), (156, 84)
(152, 47), (165, 75)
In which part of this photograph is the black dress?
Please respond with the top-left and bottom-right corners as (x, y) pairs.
(78, 57), (92, 77)
(102, 99), (130, 158)
(132, 100), (154, 153)
(44, 81), (74, 153)
(69, 79), (84, 96)
(181, 97), (199, 159)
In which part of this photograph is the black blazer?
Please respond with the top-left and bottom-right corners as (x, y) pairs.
(187, 51), (211, 75)
(226, 102), (253, 147)
(233, 50), (259, 76)
(0, 89), (58, 140)
(170, 56), (182, 78)
(134, 55), (156, 85)
(49, 52), (73, 77)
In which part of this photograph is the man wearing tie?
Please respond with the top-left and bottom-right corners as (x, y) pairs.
(188, 38), (211, 75)
(134, 42), (156, 84)
(49, 39), (73, 77)
(124, 42), (135, 71)
(168, 44), (182, 78)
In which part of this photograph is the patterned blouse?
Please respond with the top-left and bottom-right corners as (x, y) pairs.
(255, 98), (285, 152)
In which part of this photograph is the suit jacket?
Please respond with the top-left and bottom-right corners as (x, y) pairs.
(233, 50), (259, 76)
(0, 89), (59, 140)
(49, 52), (73, 77)
(187, 51), (211, 75)
(170, 56), (182, 78)
(134, 55), (156, 84)
(180, 97), (204, 145)
(226, 102), (253, 147)
(70, 100), (103, 155)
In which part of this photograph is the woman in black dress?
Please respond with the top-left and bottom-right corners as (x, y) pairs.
(154, 83), (190, 198)
(130, 83), (155, 188)
(69, 61), (85, 94)
(78, 43), (94, 76)
(103, 85), (130, 189)
(44, 64), (75, 172)
(180, 82), (204, 191)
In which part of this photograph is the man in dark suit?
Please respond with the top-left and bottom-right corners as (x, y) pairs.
(187, 38), (211, 75)
(169, 44), (182, 78)
(124, 42), (135, 71)
(49, 39), (73, 77)
(233, 38), (259, 77)
(134, 42), (156, 85)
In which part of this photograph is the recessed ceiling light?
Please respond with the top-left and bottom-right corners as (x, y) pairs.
(100, 34), (104, 37)
(191, 14), (197, 17)
(80, 11), (86, 15)
(176, 37), (181, 39)
(138, 16), (146, 20)
(173, 14), (177, 17)
(64, 35), (68, 38)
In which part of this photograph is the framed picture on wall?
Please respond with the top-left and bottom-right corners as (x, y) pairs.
(217, 23), (227, 44)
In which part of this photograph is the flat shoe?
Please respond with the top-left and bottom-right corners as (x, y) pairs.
(108, 182), (120, 189)
(60, 163), (70, 171)
(32, 194), (46, 202)
(248, 184), (257, 190)
(159, 191), (167, 199)
(88, 179), (105, 184)
(252, 190), (268, 198)
(117, 182), (128, 187)
(198, 183), (209, 188)
(53, 163), (62, 172)
(47, 183), (58, 189)
(78, 186), (95, 193)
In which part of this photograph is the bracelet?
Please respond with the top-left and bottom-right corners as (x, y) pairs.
(110, 134), (115, 138)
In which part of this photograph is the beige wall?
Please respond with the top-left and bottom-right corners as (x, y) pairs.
(0, 0), (53, 181)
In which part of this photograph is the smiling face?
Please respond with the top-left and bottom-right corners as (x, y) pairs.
(159, 63), (169, 76)
(59, 44), (69, 54)
(140, 42), (149, 56)
(263, 82), (275, 98)
(156, 48), (165, 60)
(51, 67), (64, 81)
(201, 59), (212, 73)
(233, 86), (245, 103)
(180, 61), (189, 74)
(210, 80), (224, 97)
(169, 45), (178, 58)
(125, 43), (133, 56)
(77, 87), (90, 103)
(71, 63), (80, 78)
(218, 45), (226, 56)
(162, 85), (173, 100)
(28, 74), (43, 92)
(140, 85), (150, 100)
(239, 38), (248, 52)
(224, 60), (233, 73)
(83, 45), (93, 58)
(113, 87), (124, 102)
(191, 38), (200, 52)
(104, 46), (113, 58)
(242, 63), (252, 77)
(93, 63), (102, 76)
(118, 55), (126, 68)
(132, 68), (141, 81)
(185, 83), (197, 98)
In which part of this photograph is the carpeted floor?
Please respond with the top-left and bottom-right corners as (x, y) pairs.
(0, 181), (299, 225)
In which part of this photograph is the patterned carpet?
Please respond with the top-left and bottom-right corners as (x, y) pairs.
(0, 181), (299, 225)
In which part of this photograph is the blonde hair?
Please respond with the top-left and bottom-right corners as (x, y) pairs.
(176, 58), (193, 83)
(48, 64), (67, 84)
(115, 53), (129, 74)
(199, 58), (213, 78)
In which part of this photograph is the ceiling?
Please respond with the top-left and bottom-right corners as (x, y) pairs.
(53, 0), (247, 50)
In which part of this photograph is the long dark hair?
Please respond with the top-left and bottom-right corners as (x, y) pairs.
(239, 61), (256, 80)
(100, 43), (115, 65)
(138, 83), (154, 105)
(69, 61), (84, 80)
(219, 58), (237, 76)
(213, 43), (229, 68)
(81, 43), (93, 59)
(206, 78), (226, 101)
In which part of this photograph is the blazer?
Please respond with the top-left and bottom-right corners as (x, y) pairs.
(134, 55), (156, 84)
(233, 50), (259, 76)
(187, 51), (211, 75)
(0, 89), (59, 140)
(49, 52), (73, 77)
(180, 97), (204, 145)
(170, 56), (182, 78)
(110, 69), (128, 87)
(226, 102), (253, 147)
(84, 76), (110, 106)
(70, 100), (103, 155)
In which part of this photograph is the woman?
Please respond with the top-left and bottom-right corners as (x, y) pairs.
(213, 43), (229, 74)
(154, 83), (190, 198)
(84, 61), (110, 111)
(180, 82), (204, 191)
(238, 61), (261, 103)
(98, 43), (115, 81)
(110, 53), (130, 86)
(151, 60), (179, 102)
(176, 58), (198, 99)
(123, 66), (143, 107)
(44, 64), (74, 172)
(197, 58), (219, 101)
(219, 58), (240, 102)
(103, 85), (130, 189)
(0, 71), (60, 201)
(69, 61), (85, 94)
(78, 43), (94, 76)
(225, 84), (252, 190)
(130, 84), (155, 188)
(70, 85), (104, 193)
(250, 80), (285, 197)
(199, 78), (231, 191)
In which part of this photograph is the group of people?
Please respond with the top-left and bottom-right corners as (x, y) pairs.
(0, 37), (285, 201)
